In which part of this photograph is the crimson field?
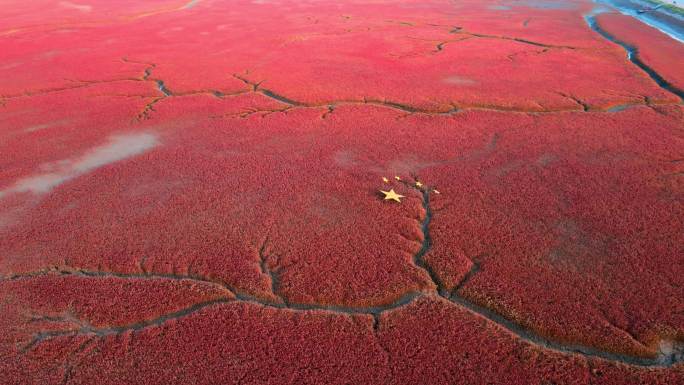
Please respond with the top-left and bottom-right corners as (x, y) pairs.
(1, 0), (683, 384)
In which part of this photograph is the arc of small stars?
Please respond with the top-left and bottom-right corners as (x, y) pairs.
(378, 175), (441, 203)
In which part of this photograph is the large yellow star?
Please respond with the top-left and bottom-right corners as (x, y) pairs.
(380, 189), (405, 203)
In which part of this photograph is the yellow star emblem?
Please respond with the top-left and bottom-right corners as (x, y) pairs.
(415, 181), (423, 188)
(394, 176), (401, 181)
(380, 189), (405, 203)
(382, 177), (389, 183)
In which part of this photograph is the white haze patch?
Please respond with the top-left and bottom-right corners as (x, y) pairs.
(0, 132), (158, 197)
(444, 75), (477, 85)
(59, 1), (93, 12)
(23, 119), (69, 133)
(23, 123), (54, 133)
(181, 0), (202, 9)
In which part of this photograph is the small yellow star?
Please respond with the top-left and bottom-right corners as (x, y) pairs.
(380, 189), (405, 203)
(394, 176), (401, 181)
(415, 181), (423, 188)
(382, 177), (389, 183)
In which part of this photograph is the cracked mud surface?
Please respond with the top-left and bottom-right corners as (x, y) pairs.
(1, 0), (683, 384)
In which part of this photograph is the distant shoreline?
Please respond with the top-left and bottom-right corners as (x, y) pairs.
(647, 0), (684, 17)
(652, 1), (682, 12)
(596, 0), (684, 42)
